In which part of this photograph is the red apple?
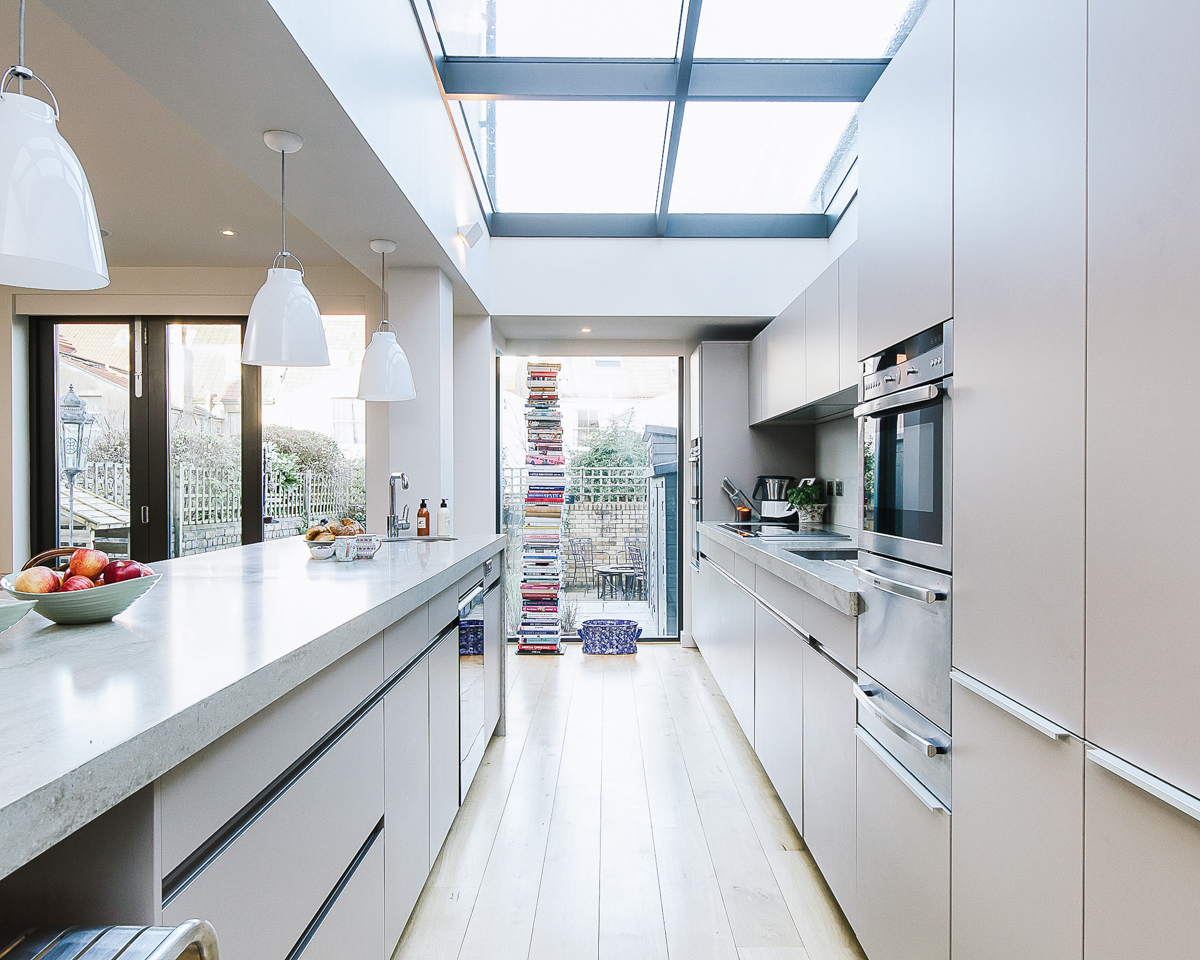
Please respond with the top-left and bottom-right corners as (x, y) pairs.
(12, 566), (61, 594)
(61, 575), (95, 591)
(68, 548), (108, 580)
(136, 563), (154, 578)
(102, 559), (145, 584)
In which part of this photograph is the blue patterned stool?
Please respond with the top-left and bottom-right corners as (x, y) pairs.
(579, 619), (642, 655)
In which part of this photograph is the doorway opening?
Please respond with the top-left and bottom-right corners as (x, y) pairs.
(499, 355), (682, 642)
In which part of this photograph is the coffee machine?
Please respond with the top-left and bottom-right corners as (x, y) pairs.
(753, 475), (798, 520)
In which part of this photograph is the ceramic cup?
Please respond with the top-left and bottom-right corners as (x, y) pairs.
(354, 534), (382, 559)
(334, 537), (357, 562)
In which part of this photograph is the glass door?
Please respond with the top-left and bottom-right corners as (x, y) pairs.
(167, 323), (245, 558)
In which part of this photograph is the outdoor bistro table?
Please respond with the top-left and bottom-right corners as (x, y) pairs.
(594, 563), (644, 601)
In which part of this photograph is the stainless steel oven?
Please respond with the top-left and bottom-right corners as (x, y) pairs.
(857, 321), (952, 573)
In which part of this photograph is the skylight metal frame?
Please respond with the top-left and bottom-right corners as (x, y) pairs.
(422, 0), (893, 238)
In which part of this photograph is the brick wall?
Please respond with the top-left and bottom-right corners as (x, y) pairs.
(562, 501), (647, 565)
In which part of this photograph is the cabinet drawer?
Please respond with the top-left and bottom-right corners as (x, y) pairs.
(163, 703), (385, 960)
(754, 603), (803, 831)
(159, 635), (383, 876)
(384, 603), (429, 675)
(385, 659), (430, 948)
(856, 732), (950, 960)
(428, 630), (460, 862)
(296, 824), (385, 960)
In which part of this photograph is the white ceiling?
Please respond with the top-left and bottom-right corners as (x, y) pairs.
(33, 0), (486, 314)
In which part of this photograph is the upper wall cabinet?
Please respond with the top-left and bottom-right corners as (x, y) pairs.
(748, 331), (765, 425)
(952, 0), (1087, 733)
(1085, 0), (1200, 797)
(858, 0), (954, 359)
(805, 261), (840, 404)
(837, 245), (858, 391)
(765, 293), (806, 418)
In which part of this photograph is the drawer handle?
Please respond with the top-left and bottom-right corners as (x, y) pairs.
(849, 564), (945, 603)
(1086, 747), (1200, 824)
(854, 684), (947, 758)
(146, 920), (219, 960)
(951, 669), (1072, 741)
(856, 726), (948, 814)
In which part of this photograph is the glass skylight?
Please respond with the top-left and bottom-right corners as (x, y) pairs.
(491, 102), (668, 213)
(669, 102), (858, 214)
(430, 0), (686, 58)
(693, 0), (928, 59)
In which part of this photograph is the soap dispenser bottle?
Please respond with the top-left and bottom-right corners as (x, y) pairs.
(437, 498), (451, 536)
(417, 499), (430, 536)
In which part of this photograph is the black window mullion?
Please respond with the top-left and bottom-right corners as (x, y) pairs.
(130, 319), (170, 562)
(241, 336), (263, 546)
(28, 321), (60, 556)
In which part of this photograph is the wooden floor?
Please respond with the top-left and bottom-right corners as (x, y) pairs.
(395, 643), (866, 960)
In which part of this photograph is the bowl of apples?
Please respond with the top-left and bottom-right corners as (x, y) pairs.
(1, 547), (161, 625)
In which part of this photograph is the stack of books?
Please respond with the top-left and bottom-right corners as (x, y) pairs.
(518, 362), (565, 654)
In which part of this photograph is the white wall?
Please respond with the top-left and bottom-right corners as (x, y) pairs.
(453, 316), (497, 535)
(814, 415), (860, 528)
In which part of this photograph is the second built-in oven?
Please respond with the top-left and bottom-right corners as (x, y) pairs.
(857, 321), (952, 574)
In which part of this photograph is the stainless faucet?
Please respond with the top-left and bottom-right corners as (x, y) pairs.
(388, 472), (410, 537)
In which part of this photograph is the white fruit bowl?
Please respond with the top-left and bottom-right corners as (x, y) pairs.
(0, 599), (35, 634)
(1, 574), (162, 625)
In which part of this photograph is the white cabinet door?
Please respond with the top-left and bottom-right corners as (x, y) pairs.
(1086, 0), (1200, 796)
(855, 734), (949, 960)
(428, 630), (460, 862)
(703, 557), (756, 745)
(484, 579), (503, 738)
(950, 677), (1083, 960)
(805, 261), (840, 404)
(953, 0), (1087, 734)
(384, 658), (429, 949)
(765, 293), (805, 418)
(163, 705), (385, 960)
(299, 830), (385, 960)
(858, 0), (953, 358)
(837, 245), (858, 391)
(1084, 752), (1200, 960)
(748, 331), (765, 424)
(802, 645), (857, 924)
(754, 603), (803, 830)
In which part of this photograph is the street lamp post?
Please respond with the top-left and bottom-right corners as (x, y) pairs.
(59, 385), (94, 548)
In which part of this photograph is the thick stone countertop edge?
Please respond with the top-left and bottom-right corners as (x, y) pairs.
(0, 533), (505, 881)
(698, 522), (863, 617)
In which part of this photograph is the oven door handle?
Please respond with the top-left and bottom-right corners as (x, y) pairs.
(854, 383), (940, 419)
(854, 685), (948, 758)
(849, 564), (946, 603)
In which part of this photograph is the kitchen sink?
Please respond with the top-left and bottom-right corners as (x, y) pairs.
(382, 536), (458, 542)
(786, 549), (858, 561)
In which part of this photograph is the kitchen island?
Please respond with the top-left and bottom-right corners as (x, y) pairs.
(0, 533), (505, 958)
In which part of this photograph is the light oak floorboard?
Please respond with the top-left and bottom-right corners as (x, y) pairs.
(394, 643), (866, 960)
(767, 850), (866, 960)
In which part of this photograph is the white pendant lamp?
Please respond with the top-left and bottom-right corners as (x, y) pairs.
(0, 1), (108, 290)
(357, 239), (416, 402)
(242, 130), (329, 367)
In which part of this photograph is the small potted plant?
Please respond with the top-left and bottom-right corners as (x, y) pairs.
(787, 481), (826, 523)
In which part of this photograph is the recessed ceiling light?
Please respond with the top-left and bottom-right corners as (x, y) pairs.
(220, 229), (237, 236)
(99, 228), (111, 238)
(581, 327), (591, 333)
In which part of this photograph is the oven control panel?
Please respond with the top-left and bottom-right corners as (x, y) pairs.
(861, 320), (952, 402)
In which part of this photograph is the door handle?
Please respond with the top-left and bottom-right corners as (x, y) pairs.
(1086, 747), (1200, 824)
(951, 669), (1072, 741)
(856, 726), (948, 814)
(854, 383), (940, 419)
(849, 564), (945, 603)
(854, 685), (948, 758)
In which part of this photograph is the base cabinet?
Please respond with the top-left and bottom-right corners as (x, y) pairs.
(298, 830), (385, 960)
(855, 735), (949, 960)
(695, 556), (756, 745)
(428, 629), (461, 862)
(802, 645), (857, 923)
(950, 679), (1083, 960)
(753, 603), (803, 830)
(1083, 755), (1200, 960)
(384, 658), (430, 948)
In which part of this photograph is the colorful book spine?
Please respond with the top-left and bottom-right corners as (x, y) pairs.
(518, 361), (564, 655)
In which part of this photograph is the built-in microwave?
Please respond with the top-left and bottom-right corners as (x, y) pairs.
(857, 321), (952, 573)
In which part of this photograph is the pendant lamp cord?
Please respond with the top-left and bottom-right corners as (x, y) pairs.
(17, 0), (25, 92)
(280, 148), (287, 259)
(381, 250), (387, 327)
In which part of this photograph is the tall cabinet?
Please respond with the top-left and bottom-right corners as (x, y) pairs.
(1083, 0), (1200, 953)
(857, 0), (954, 359)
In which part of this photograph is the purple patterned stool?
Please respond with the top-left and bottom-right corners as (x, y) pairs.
(579, 619), (642, 655)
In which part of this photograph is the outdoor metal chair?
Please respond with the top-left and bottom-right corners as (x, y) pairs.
(623, 537), (648, 600)
(567, 538), (609, 590)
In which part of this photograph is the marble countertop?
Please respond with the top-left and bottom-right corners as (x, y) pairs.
(0, 533), (505, 881)
(698, 522), (863, 616)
